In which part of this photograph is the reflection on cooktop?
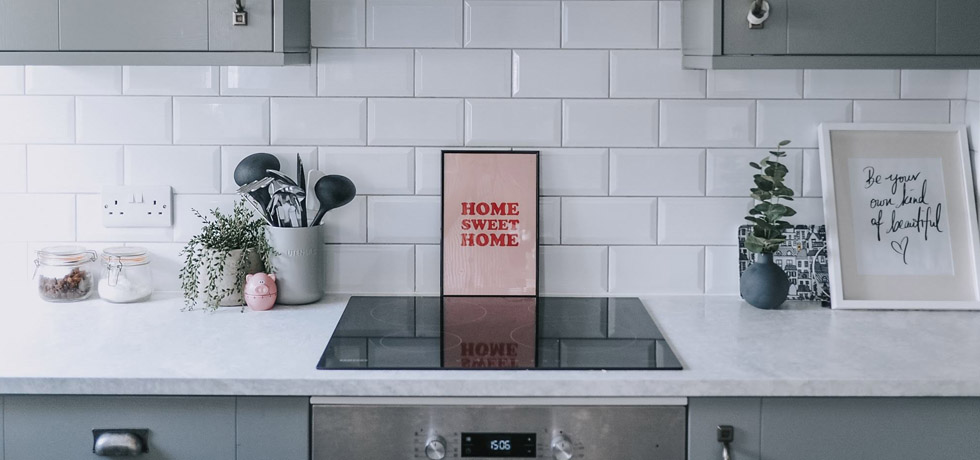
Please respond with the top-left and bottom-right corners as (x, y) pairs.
(317, 297), (682, 371)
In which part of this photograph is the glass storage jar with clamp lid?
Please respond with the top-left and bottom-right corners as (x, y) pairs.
(34, 246), (98, 302)
(99, 247), (153, 303)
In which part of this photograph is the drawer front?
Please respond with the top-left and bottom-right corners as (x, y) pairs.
(0, 0), (59, 50)
(3, 396), (236, 460)
(60, 0), (209, 51)
(209, 0), (274, 51)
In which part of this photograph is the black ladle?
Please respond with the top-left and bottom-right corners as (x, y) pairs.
(234, 153), (281, 213)
(311, 175), (356, 226)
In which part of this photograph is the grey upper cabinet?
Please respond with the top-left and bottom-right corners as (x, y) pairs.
(684, 0), (980, 68)
(60, 0), (209, 51)
(0, 0), (59, 50)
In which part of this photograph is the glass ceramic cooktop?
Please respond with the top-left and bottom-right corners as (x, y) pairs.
(316, 296), (682, 370)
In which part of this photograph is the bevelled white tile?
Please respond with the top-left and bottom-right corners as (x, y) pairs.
(137, 243), (184, 291)
(221, 60), (317, 96)
(539, 148), (608, 196)
(705, 246), (738, 295)
(415, 244), (440, 294)
(368, 196), (440, 243)
(0, 194), (74, 241)
(27, 145), (123, 193)
(25, 66), (121, 95)
(660, 100), (755, 148)
(802, 149), (821, 197)
(366, 0), (463, 48)
(901, 70), (968, 99)
(415, 148), (442, 195)
(312, 0), (366, 47)
(853, 100), (950, 124)
(563, 100), (658, 147)
(0, 96), (74, 144)
(950, 100), (966, 124)
(173, 194), (239, 242)
(317, 49), (414, 97)
(322, 195), (367, 243)
(658, 1), (681, 49)
(786, 197), (825, 225)
(658, 197), (752, 245)
(76, 96), (172, 144)
(610, 148), (705, 197)
(76, 194), (173, 242)
(562, 1), (658, 49)
(707, 69), (803, 99)
(465, 0), (560, 49)
(706, 149), (803, 197)
(415, 49), (510, 97)
(271, 98), (366, 146)
(0, 67), (24, 94)
(513, 50), (608, 98)
(325, 244), (415, 293)
(968, 101), (979, 151)
(539, 246), (608, 295)
(804, 70), (900, 99)
(220, 146), (318, 193)
(539, 197), (560, 245)
(0, 242), (27, 285)
(174, 97), (269, 145)
(125, 146), (220, 194)
(609, 246), (704, 294)
(320, 146), (414, 195)
(466, 99), (561, 146)
(969, 70), (980, 101)
(0, 145), (27, 193)
(123, 66), (219, 96)
(756, 100), (852, 148)
(610, 50), (704, 98)
(561, 197), (656, 244)
(369, 98), (463, 146)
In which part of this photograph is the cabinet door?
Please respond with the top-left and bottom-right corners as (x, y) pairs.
(723, 0), (787, 55)
(761, 398), (980, 460)
(237, 397), (309, 460)
(0, 0), (59, 50)
(209, 0), (274, 51)
(688, 398), (761, 460)
(938, 0), (980, 55)
(60, 0), (209, 51)
(787, 0), (935, 55)
(0, 397), (4, 460)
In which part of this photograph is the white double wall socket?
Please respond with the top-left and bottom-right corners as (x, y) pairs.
(102, 185), (173, 228)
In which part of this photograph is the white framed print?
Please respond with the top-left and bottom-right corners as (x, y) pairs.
(818, 123), (980, 310)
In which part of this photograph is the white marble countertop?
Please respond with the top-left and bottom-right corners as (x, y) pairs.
(1, 292), (979, 397)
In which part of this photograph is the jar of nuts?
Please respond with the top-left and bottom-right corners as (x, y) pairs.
(34, 246), (98, 302)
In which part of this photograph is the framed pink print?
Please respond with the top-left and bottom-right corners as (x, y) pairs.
(442, 151), (539, 296)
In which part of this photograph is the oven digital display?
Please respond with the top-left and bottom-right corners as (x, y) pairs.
(461, 433), (536, 458)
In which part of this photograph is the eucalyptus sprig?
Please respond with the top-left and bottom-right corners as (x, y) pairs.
(745, 140), (796, 254)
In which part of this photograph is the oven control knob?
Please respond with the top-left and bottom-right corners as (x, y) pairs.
(425, 436), (447, 460)
(551, 435), (574, 460)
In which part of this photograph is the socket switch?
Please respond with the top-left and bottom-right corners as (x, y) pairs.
(102, 185), (173, 228)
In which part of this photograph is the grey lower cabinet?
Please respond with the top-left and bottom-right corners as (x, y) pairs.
(689, 397), (980, 460)
(1, 395), (308, 460)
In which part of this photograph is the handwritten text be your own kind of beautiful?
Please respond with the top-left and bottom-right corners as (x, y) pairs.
(863, 166), (944, 264)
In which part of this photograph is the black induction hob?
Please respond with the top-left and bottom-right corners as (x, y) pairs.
(316, 296), (682, 370)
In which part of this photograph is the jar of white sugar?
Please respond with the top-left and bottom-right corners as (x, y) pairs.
(98, 247), (153, 303)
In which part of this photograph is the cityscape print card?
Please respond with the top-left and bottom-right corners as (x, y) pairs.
(738, 225), (831, 302)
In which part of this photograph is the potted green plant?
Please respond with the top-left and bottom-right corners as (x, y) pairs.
(179, 200), (274, 311)
(741, 140), (796, 309)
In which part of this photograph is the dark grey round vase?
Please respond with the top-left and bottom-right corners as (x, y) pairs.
(740, 253), (790, 310)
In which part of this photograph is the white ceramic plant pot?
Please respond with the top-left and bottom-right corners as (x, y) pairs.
(196, 249), (262, 307)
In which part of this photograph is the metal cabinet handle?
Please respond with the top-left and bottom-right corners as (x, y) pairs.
(717, 425), (734, 460)
(748, 0), (770, 29)
(93, 429), (148, 457)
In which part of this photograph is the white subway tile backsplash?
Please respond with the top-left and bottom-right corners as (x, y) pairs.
(415, 244), (440, 294)
(563, 100), (658, 147)
(0, 67), (25, 94)
(317, 49), (414, 97)
(27, 145), (123, 193)
(901, 70), (968, 99)
(660, 100), (755, 148)
(950, 100), (966, 124)
(658, 197), (752, 245)
(139, 243), (184, 291)
(561, 1), (658, 49)
(539, 197), (560, 245)
(366, 0), (463, 48)
(0, 145), (27, 193)
(416, 49), (510, 97)
(369, 98), (464, 146)
(173, 194), (238, 242)
(311, 0), (366, 47)
(125, 146), (220, 194)
(658, 1), (681, 49)
(704, 246), (738, 295)
(705, 149), (803, 197)
(221, 62), (317, 97)
(803, 70), (900, 99)
(0, 194), (75, 242)
(0, 242), (28, 285)
(513, 50), (608, 98)
(25, 66), (122, 95)
(271, 98), (367, 145)
(0, 96), (74, 144)
(610, 148), (705, 197)
(968, 70), (980, 102)
(368, 196), (440, 243)
(466, 99), (561, 146)
(853, 100), (950, 124)
(415, 148), (442, 195)
(611, 50), (704, 98)
(609, 246), (704, 294)
(756, 100), (852, 148)
(76, 96), (172, 144)
(319, 146), (414, 195)
(561, 197), (656, 244)
(464, 0), (560, 49)
(539, 245), (608, 294)
(174, 97), (269, 145)
(76, 194), (173, 242)
(802, 149), (821, 197)
(220, 146), (318, 193)
(707, 69), (803, 99)
(123, 66), (219, 96)
(325, 244), (415, 293)
(322, 195), (367, 243)
(539, 148), (608, 196)
(786, 197), (825, 225)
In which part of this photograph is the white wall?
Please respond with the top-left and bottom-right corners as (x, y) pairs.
(0, 0), (969, 295)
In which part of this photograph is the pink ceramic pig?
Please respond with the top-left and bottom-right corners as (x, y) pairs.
(244, 273), (277, 311)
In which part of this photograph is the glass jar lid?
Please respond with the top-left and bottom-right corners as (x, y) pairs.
(36, 246), (98, 266)
(102, 246), (150, 266)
